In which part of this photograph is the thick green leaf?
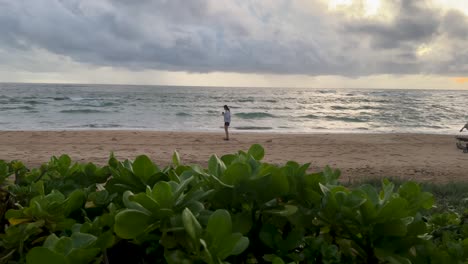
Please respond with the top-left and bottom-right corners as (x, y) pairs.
(229, 235), (249, 256)
(418, 192), (434, 210)
(5, 209), (22, 220)
(67, 248), (101, 264)
(184, 201), (205, 216)
(53, 237), (73, 255)
(70, 232), (97, 248)
(345, 190), (367, 208)
(220, 163), (251, 185)
(278, 229), (304, 251)
(259, 224), (277, 249)
(58, 154), (72, 169)
(208, 154), (226, 177)
(43, 234), (60, 249)
(377, 197), (408, 220)
(174, 176), (194, 200)
(182, 208), (202, 242)
(132, 155), (157, 183)
(271, 169), (289, 195)
(374, 219), (408, 237)
(64, 190), (86, 216)
(264, 205), (298, 217)
(399, 182), (434, 211)
(206, 209), (232, 243)
(272, 257), (286, 264)
(217, 233), (249, 259)
(122, 191), (151, 214)
(26, 247), (66, 264)
(95, 231), (115, 250)
(248, 144), (265, 160)
(152, 181), (174, 209)
(375, 248), (412, 264)
(172, 150), (181, 166)
(130, 193), (160, 213)
(114, 209), (151, 239)
(165, 250), (193, 264)
(232, 211), (253, 234)
(380, 179), (395, 204)
(220, 154), (237, 166)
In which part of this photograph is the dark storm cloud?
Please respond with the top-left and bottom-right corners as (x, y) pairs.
(0, 0), (467, 76)
(345, 0), (440, 49)
(441, 10), (468, 39)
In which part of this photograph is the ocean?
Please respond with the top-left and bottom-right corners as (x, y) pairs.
(0, 83), (467, 134)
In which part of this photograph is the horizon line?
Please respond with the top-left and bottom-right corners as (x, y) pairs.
(0, 81), (464, 91)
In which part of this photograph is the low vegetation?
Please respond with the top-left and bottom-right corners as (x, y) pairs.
(0, 144), (467, 263)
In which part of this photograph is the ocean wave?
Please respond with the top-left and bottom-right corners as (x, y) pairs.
(331, 105), (348, 110)
(301, 114), (319, 119)
(234, 126), (273, 130)
(235, 112), (277, 119)
(2, 98), (21, 103)
(67, 124), (123, 128)
(254, 106), (292, 110)
(100, 101), (119, 107)
(426, 125), (444, 129)
(25, 100), (46, 105)
(60, 109), (109, 114)
(360, 105), (386, 110)
(0, 106), (35, 111)
(324, 115), (368, 122)
(176, 112), (191, 116)
(318, 90), (336, 94)
(88, 124), (122, 128)
(51, 97), (68, 101)
(236, 98), (255, 103)
(168, 104), (188, 108)
(64, 101), (119, 108)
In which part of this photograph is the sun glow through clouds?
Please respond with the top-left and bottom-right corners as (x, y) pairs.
(328, 0), (382, 16)
(455, 77), (468, 84)
(416, 44), (432, 56)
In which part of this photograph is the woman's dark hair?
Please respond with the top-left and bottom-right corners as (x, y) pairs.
(224, 105), (230, 111)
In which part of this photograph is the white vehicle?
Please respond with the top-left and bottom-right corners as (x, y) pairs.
(456, 123), (468, 153)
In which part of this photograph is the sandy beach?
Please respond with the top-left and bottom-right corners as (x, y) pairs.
(0, 131), (467, 183)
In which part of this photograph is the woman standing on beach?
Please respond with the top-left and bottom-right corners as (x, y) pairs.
(222, 105), (231, 140)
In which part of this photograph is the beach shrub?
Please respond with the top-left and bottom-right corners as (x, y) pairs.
(0, 144), (467, 263)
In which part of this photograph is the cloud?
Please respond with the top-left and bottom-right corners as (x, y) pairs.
(0, 0), (467, 77)
(345, 1), (440, 50)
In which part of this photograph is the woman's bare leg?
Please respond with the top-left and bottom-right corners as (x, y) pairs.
(224, 125), (229, 140)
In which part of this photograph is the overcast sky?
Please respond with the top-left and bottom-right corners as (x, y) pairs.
(0, 0), (467, 89)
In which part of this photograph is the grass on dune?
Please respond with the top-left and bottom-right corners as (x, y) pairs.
(347, 177), (468, 215)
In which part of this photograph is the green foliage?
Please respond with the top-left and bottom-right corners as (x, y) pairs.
(1, 145), (467, 263)
(26, 232), (101, 264)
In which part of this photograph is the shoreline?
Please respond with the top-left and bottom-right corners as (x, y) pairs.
(0, 130), (467, 183)
(0, 128), (463, 135)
